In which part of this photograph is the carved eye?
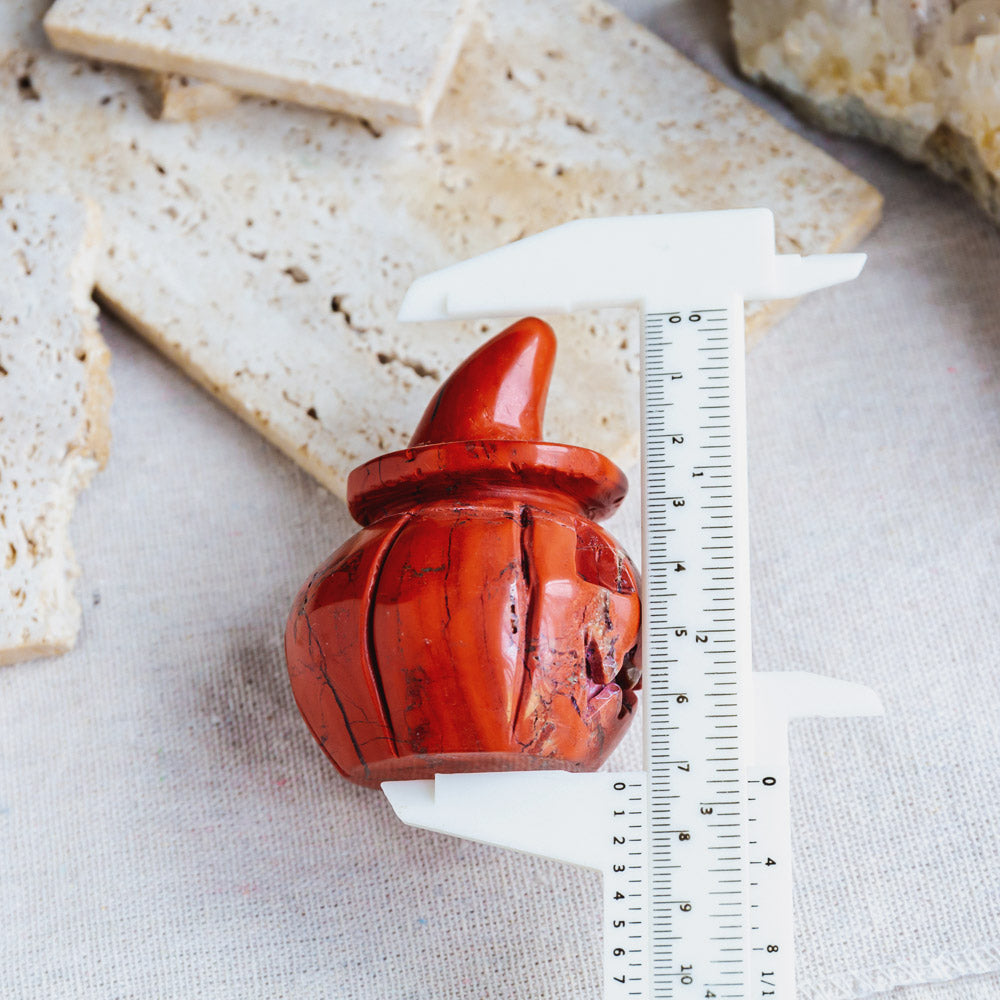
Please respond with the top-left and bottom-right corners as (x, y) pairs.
(575, 523), (636, 595)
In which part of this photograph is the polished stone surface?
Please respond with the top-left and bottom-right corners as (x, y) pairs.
(286, 320), (642, 787)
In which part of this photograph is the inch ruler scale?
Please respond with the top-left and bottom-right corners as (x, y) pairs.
(384, 210), (883, 999)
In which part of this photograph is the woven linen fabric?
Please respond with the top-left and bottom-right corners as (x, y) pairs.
(869, 977), (1000, 1000)
(744, 174), (1000, 999)
(3, 10), (1000, 1000)
(3, 166), (999, 1000)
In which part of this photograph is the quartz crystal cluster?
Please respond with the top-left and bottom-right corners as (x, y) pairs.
(732, 1), (1000, 220)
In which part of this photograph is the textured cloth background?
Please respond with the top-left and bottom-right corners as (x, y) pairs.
(3, 2), (1000, 999)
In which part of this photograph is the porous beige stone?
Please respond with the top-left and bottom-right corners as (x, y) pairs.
(2, 0), (880, 498)
(732, 0), (1000, 222)
(43, 0), (476, 126)
(0, 192), (110, 666)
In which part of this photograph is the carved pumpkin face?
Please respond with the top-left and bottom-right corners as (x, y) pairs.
(285, 319), (642, 788)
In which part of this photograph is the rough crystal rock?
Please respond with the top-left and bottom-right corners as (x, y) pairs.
(732, 0), (1000, 220)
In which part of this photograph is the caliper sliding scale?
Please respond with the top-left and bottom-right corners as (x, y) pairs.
(384, 210), (883, 1000)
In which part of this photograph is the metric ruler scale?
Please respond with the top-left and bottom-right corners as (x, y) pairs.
(641, 299), (753, 1000)
(384, 209), (879, 1000)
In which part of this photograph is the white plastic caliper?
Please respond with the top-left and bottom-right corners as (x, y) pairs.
(383, 209), (883, 1000)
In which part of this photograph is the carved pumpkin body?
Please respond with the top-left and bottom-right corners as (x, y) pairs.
(285, 319), (642, 788)
(287, 494), (640, 787)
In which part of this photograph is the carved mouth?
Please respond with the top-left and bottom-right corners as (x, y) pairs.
(585, 639), (640, 719)
(613, 644), (640, 717)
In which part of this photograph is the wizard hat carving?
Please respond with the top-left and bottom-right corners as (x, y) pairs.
(348, 318), (628, 525)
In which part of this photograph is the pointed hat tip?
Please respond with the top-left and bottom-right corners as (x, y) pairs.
(409, 318), (557, 446)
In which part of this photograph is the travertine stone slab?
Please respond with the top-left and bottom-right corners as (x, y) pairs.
(0, 192), (110, 666)
(2, 0), (880, 498)
(732, 0), (1000, 224)
(43, 0), (476, 125)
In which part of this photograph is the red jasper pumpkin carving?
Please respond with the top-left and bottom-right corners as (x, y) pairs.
(285, 318), (641, 788)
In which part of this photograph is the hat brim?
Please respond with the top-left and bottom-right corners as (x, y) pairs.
(348, 440), (629, 527)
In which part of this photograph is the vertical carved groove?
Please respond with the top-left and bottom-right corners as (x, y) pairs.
(363, 512), (412, 758)
(510, 505), (536, 739)
(296, 584), (371, 778)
